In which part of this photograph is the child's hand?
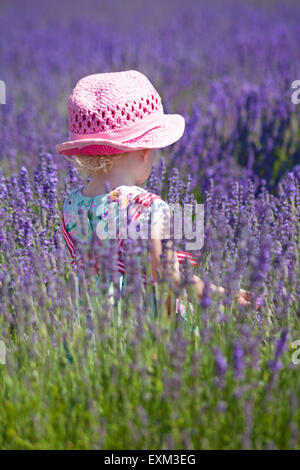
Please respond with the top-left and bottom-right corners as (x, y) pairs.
(236, 288), (263, 310)
(210, 284), (262, 310)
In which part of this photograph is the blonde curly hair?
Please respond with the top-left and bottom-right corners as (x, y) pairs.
(65, 152), (125, 176)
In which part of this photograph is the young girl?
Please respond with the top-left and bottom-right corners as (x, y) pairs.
(56, 70), (258, 320)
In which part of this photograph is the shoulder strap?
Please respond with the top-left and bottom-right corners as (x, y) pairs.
(61, 213), (76, 259)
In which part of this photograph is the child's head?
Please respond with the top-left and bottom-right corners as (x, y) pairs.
(56, 70), (185, 174)
(68, 148), (156, 185)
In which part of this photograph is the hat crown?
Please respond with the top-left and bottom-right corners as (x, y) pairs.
(68, 70), (163, 136)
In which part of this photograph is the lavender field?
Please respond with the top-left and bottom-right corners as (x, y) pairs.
(0, 0), (299, 450)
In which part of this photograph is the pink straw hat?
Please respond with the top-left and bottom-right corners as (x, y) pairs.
(56, 70), (185, 156)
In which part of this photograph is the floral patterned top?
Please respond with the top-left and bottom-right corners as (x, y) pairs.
(62, 184), (171, 271)
(62, 185), (196, 322)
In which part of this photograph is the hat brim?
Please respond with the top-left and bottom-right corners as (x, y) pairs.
(56, 113), (185, 156)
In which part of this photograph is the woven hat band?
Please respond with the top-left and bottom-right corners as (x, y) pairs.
(69, 110), (164, 143)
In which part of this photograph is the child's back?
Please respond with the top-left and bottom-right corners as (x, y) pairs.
(61, 181), (176, 319)
(62, 183), (171, 276)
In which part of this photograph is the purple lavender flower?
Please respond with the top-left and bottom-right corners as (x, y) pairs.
(268, 328), (289, 372)
(232, 339), (245, 380)
(214, 347), (228, 388)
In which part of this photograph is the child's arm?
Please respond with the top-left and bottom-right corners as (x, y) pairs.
(151, 237), (204, 295)
(150, 236), (259, 309)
